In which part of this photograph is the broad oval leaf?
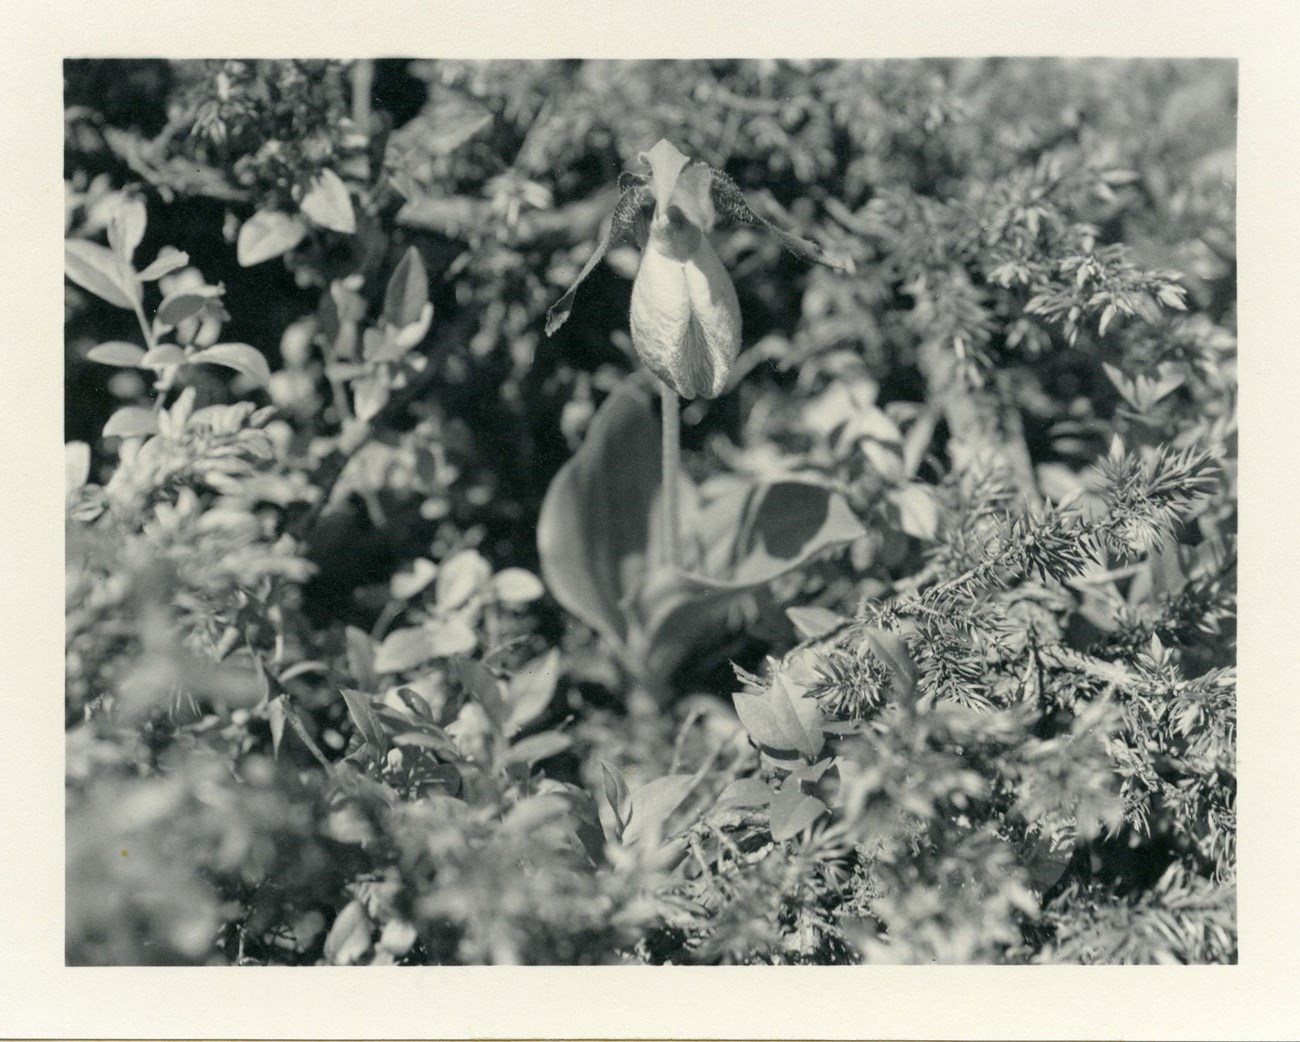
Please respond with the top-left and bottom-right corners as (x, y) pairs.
(621, 773), (696, 849)
(505, 649), (560, 736)
(340, 688), (388, 758)
(490, 567), (545, 605)
(300, 169), (356, 234)
(888, 482), (940, 541)
(141, 344), (186, 369)
(768, 786), (828, 842)
(427, 617), (478, 658)
(503, 730), (573, 767)
(537, 377), (661, 646)
(373, 626), (438, 674)
(383, 245), (429, 328)
(786, 605), (848, 641)
(436, 549), (492, 610)
(86, 341), (145, 367)
(65, 239), (139, 310)
(732, 673), (824, 760)
(237, 209), (307, 267)
(102, 406), (158, 440)
(716, 777), (775, 809)
(190, 343), (272, 388)
(156, 285), (222, 327)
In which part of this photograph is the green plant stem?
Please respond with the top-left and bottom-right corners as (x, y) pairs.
(660, 380), (681, 569)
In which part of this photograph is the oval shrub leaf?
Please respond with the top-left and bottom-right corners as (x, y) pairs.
(190, 343), (271, 388)
(732, 673), (824, 759)
(436, 549), (492, 610)
(621, 774), (696, 849)
(136, 246), (189, 282)
(373, 626), (438, 674)
(390, 558), (437, 601)
(237, 209), (307, 267)
(141, 343), (186, 369)
(786, 605), (848, 641)
(768, 786), (828, 842)
(102, 406), (158, 440)
(427, 617), (478, 658)
(888, 482), (940, 541)
(300, 169), (356, 234)
(65, 239), (138, 310)
(503, 730), (573, 767)
(86, 341), (145, 367)
(505, 649), (560, 736)
(490, 567), (545, 605)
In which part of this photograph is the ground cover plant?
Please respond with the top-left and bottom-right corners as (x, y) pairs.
(64, 57), (1236, 965)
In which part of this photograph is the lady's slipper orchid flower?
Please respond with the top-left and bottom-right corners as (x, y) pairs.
(546, 139), (847, 399)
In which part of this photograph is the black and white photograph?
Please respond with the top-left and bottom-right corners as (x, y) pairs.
(61, 54), (1239, 968)
(3, 1), (1298, 1037)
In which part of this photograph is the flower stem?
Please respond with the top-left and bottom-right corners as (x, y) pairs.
(660, 379), (681, 569)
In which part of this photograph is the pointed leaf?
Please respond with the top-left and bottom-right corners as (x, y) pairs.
(888, 483), (940, 541)
(268, 694), (287, 759)
(344, 626), (377, 689)
(860, 627), (919, 702)
(732, 673), (824, 759)
(107, 197), (146, 260)
(428, 617), (478, 658)
(340, 688), (388, 757)
(621, 774), (696, 849)
(716, 777), (775, 809)
(137, 246), (189, 282)
(383, 246), (429, 328)
(300, 169), (356, 234)
(451, 657), (508, 733)
(86, 341), (145, 367)
(65, 239), (138, 310)
(768, 786), (828, 842)
(237, 209), (307, 266)
(505, 649), (560, 736)
(600, 760), (631, 835)
(102, 406), (158, 440)
(190, 343), (271, 388)
(786, 606), (848, 641)
(504, 730), (573, 767)
(537, 378), (660, 646)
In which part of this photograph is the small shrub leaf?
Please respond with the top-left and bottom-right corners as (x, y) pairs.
(87, 341), (145, 367)
(300, 169), (356, 234)
(237, 209), (307, 266)
(66, 239), (139, 310)
(102, 406), (158, 440)
(190, 343), (271, 388)
(383, 246), (429, 328)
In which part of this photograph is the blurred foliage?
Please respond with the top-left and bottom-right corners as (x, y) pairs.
(64, 57), (1235, 965)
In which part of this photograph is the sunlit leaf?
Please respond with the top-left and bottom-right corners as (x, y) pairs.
(189, 343), (271, 388)
(888, 483), (940, 541)
(299, 169), (356, 234)
(733, 673), (825, 760)
(340, 688), (388, 757)
(66, 239), (138, 310)
(621, 774), (696, 849)
(504, 649), (560, 736)
(102, 406), (158, 440)
(390, 558), (437, 601)
(86, 341), (145, 367)
(768, 786), (828, 841)
(237, 209), (307, 267)
(323, 900), (373, 965)
(490, 567), (545, 605)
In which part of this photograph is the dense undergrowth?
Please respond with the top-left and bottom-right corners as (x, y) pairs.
(64, 58), (1236, 965)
